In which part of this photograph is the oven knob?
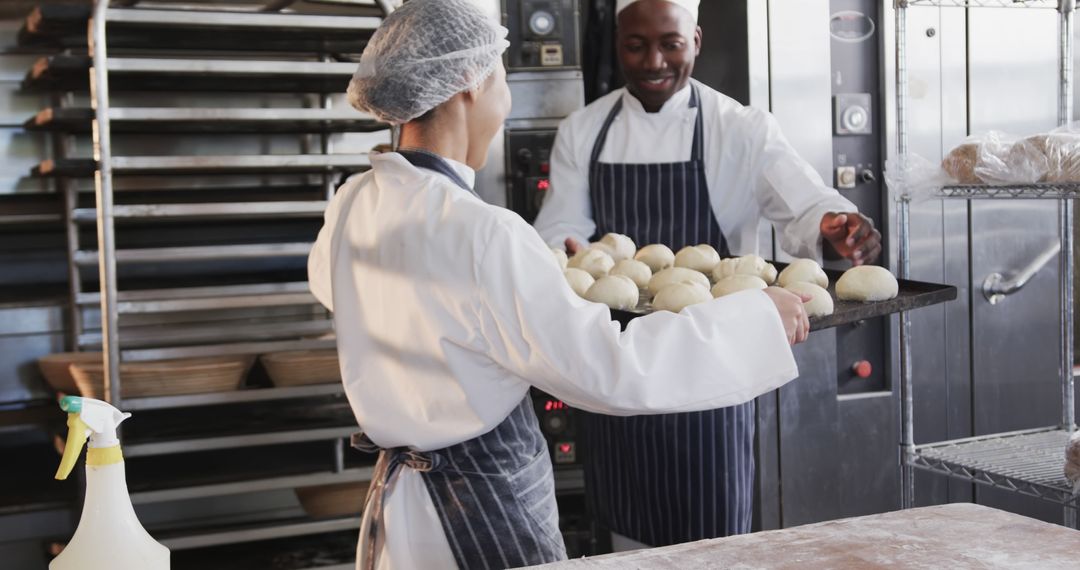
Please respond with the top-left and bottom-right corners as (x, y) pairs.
(841, 105), (869, 133)
(543, 411), (567, 435)
(529, 11), (556, 36)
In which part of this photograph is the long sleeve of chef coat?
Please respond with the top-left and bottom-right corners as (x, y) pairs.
(533, 79), (857, 259)
(308, 152), (799, 449)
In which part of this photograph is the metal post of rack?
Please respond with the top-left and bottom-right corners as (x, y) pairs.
(1060, 0), (1077, 531)
(51, 92), (84, 352)
(894, 0), (916, 510)
(89, 0), (121, 405)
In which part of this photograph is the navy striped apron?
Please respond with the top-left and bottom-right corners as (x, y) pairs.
(352, 397), (565, 569)
(351, 152), (567, 569)
(585, 86), (756, 546)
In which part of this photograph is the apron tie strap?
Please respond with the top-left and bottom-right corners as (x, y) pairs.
(350, 431), (443, 570)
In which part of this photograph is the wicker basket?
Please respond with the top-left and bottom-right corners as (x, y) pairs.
(261, 349), (340, 387)
(295, 481), (369, 519)
(68, 355), (253, 399)
(38, 352), (103, 394)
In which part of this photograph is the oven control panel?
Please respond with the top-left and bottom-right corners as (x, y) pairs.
(531, 389), (581, 465)
(505, 129), (555, 224)
(504, 0), (581, 70)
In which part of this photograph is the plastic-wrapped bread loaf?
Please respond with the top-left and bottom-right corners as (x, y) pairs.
(1066, 431), (1080, 492)
(942, 143), (980, 184)
(1038, 133), (1080, 183)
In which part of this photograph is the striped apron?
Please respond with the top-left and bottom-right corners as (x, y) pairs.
(351, 151), (567, 569)
(585, 85), (756, 546)
(352, 397), (565, 569)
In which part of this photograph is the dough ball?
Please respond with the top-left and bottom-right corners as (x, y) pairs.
(564, 268), (595, 297)
(674, 244), (721, 274)
(552, 248), (568, 271)
(647, 267), (711, 297)
(783, 281), (834, 317)
(652, 282), (712, 313)
(600, 233), (637, 262)
(634, 244), (676, 273)
(712, 254), (777, 285)
(778, 258), (829, 289)
(585, 275), (639, 310)
(568, 248), (614, 279)
(836, 265), (898, 302)
(942, 143), (980, 184)
(710, 275), (768, 298)
(610, 259), (652, 289)
(587, 241), (616, 258)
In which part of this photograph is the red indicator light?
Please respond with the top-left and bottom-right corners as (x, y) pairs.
(536, 179), (550, 191)
(540, 163), (550, 174)
(544, 400), (566, 411)
(852, 360), (873, 379)
(559, 443), (572, 453)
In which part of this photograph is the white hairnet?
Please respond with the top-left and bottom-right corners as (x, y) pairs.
(347, 0), (510, 125)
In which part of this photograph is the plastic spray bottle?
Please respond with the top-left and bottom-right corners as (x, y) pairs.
(51, 395), (169, 570)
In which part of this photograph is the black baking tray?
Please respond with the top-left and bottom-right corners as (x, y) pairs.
(611, 264), (957, 332)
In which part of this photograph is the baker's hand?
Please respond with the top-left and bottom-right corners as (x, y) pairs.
(763, 287), (811, 345)
(565, 238), (586, 255)
(820, 212), (881, 266)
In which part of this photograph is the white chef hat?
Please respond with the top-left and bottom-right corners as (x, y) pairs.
(615, 0), (699, 22)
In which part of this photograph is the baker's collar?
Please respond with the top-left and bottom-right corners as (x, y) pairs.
(621, 82), (694, 115)
(375, 150), (476, 191)
(441, 155), (476, 190)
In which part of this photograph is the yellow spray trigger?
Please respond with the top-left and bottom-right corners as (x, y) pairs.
(56, 413), (89, 480)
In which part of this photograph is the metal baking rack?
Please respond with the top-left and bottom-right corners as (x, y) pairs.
(894, 0), (1078, 528)
(19, 1), (391, 561)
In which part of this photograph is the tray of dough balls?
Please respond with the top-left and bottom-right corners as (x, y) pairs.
(558, 233), (957, 332)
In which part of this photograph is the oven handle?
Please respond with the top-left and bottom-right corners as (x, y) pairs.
(983, 241), (1061, 305)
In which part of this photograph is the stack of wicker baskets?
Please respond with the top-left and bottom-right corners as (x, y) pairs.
(295, 481), (369, 518)
(39, 353), (253, 398)
(38, 348), (342, 397)
(260, 349), (340, 386)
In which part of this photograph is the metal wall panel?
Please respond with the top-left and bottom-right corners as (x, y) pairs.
(900, 5), (974, 508)
(966, 8), (1064, 524)
(765, 0), (900, 526)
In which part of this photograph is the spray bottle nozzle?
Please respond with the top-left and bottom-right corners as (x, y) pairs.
(55, 396), (131, 481)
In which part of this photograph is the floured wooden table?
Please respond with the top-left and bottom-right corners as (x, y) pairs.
(530, 504), (1080, 569)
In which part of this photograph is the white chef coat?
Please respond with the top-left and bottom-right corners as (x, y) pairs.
(533, 79), (857, 258)
(307, 151), (800, 569)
